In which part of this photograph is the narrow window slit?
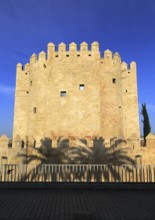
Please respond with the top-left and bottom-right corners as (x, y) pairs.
(112, 78), (116, 84)
(79, 84), (85, 90)
(60, 91), (67, 97)
(33, 107), (37, 113)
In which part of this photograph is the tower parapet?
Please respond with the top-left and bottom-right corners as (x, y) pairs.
(16, 63), (23, 71)
(91, 41), (99, 51)
(30, 53), (37, 64)
(113, 52), (121, 64)
(91, 41), (100, 58)
(69, 42), (77, 52)
(23, 42), (140, 68)
(38, 51), (46, 61)
(80, 42), (89, 57)
(121, 61), (128, 71)
(130, 61), (136, 71)
(47, 42), (55, 59)
(58, 42), (66, 58)
(24, 63), (30, 71)
(69, 42), (77, 57)
(80, 41), (88, 52)
(104, 49), (112, 61)
(58, 42), (66, 52)
(17, 42), (139, 74)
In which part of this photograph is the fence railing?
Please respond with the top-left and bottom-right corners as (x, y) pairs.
(0, 164), (155, 182)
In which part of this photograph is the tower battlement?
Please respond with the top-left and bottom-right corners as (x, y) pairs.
(17, 42), (136, 73)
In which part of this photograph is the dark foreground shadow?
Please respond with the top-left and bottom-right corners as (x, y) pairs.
(18, 137), (136, 182)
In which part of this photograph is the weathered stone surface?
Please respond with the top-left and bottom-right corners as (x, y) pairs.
(146, 133), (155, 149)
(12, 41), (140, 145)
(4, 41), (155, 165)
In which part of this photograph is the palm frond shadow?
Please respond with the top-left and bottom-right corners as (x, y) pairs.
(18, 137), (136, 182)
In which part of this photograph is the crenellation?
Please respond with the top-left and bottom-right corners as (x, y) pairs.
(47, 42), (55, 59)
(21, 43), (139, 67)
(91, 41), (100, 59)
(48, 42), (55, 47)
(30, 53), (37, 64)
(24, 42), (130, 62)
(58, 42), (66, 52)
(38, 51), (46, 61)
(58, 42), (66, 58)
(80, 42), (88, 52)
(69, 42), (77, 52)
(130, 61), (136, 71)
(121, 61), (128, 71)
(0, 134), (9, 140)
(16, 63), (23, 71)
(113, 52), (121, 63)
(104, 49), (113, 60)
(91, 41), (99, 51)
(24, 63), (30, 71)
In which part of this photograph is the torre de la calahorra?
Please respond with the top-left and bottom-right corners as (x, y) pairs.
(0, 41), (155, 165)
(13, 41), (140, 145)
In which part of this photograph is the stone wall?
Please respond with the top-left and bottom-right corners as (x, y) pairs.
(13, 41), (140, 146)
(0, 133), (155, 165)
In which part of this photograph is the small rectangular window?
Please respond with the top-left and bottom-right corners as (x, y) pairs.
(33, 107), (37, 113)
(112, 78), (116, 84)
(60, 91), (67, 97)
(79, 84), (85, 90)
(30, 81), (32, 86)
(22, 140), (24, 148)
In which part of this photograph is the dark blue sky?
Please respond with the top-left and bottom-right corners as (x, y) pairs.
(0, 0), (155, 137)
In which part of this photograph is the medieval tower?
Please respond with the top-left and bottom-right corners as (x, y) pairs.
(13, 41), (140, 147)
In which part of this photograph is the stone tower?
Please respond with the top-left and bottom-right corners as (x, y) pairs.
(13, 41), (140, 147)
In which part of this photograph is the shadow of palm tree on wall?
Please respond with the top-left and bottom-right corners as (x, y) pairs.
(89, 137), (135, 165)
(86, 137), (136, 182)
(18, 137), (136, 182)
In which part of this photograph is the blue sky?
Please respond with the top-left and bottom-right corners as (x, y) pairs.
(0, 0), (155, 137)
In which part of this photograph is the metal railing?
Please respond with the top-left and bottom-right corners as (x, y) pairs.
(0, 164), (155, 182)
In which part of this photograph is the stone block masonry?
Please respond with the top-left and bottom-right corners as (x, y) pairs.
(13, 41), (140, 147)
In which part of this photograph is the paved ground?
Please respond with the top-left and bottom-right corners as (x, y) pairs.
(0, 189), (155, 220)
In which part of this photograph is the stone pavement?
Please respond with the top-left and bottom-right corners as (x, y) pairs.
(0, 189), (155, 220)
